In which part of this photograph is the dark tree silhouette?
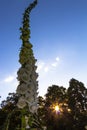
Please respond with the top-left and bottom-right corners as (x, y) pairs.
(68, 78), (87, 130)
(44, 85), (70, 130)
(0, 93), (21, 130)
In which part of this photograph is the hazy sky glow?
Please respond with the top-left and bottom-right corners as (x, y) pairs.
(0, 0), (87, 102)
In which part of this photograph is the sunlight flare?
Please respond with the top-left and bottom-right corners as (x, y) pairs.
(54, 105), (60, 112)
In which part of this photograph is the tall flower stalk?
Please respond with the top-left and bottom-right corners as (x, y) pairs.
(16, 1), (38, 129)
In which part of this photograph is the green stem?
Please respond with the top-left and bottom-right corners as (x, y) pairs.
(21, 111), (26, 130)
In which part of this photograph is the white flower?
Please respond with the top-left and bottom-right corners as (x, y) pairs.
(17, 96), (26, 109)
(17, 83), (28, 94)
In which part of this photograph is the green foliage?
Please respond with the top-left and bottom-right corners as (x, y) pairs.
(0, 93), (21, 130)
(39, 80), (87, 130)
(67, 78), (87, 130)
(19, 45), (34, 65)
(45, 85), (67, 104)
(44, 85), (69, 130)
(19, 0), (37, 65)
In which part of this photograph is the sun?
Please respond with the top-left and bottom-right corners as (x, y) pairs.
(50, 104), (61, 114)
(54, 105), (60, 112)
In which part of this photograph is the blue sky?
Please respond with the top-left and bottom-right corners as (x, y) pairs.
(0, 0), (87, 102)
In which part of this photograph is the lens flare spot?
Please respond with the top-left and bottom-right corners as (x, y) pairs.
(54, 105), (60, 112)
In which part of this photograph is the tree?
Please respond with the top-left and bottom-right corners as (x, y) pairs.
(68, 78), (87, 130)
(43, 81), (87, 130)
(0, 93), (21, 130)
(45, 85), (67, 105)
(44, 85), (70, 130)
(37, 96), (46, 126)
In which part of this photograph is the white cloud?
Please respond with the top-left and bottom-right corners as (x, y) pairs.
(0, 72), (18, 102)
(36, 56), (60, 74)
(51, 62), (58, 67)
(51, 56), (60, 68)
(4, 76), (15, 83)
(0, 72), (17, 85)
(56, 57), (60, 61)
(36, 61), (45, 72)
(44, 66), (49, 72)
